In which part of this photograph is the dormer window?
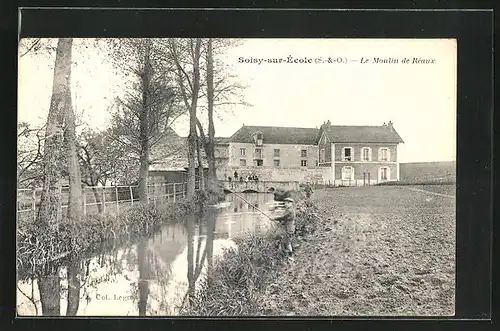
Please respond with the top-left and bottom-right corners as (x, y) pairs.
(253, 131), (263, 146)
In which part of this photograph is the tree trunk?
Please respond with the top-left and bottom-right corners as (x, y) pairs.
(65, 258), (80, 315)
(37, 37), (74, 316)
(38, 274), (61, 316)
(91, 187), (103, 213)
(62, 48), (83, 315)
(138, 39), (152, 203)
(137, 240), (149, 316)
(186, 39), (202, 203)
(195, 134), (204, 190)
(186, 214), (195, 304)
(206, 38), (219, 196)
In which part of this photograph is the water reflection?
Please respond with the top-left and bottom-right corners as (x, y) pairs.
(16, 193), (275, 316)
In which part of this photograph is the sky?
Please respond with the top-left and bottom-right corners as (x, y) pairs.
(18, 38), (457, 163)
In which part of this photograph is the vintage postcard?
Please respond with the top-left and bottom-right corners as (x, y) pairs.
(17, 38), (456, 316)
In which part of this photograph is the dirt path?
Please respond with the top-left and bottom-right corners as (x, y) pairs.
(259, 185), (456, 316)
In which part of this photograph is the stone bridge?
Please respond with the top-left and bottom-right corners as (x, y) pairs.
(221, 180), (299, 193)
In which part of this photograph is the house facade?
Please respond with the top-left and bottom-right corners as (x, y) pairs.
(149, 121), (404, 186)
(317, 120), (404, 185)
(217, 125), (323, 183)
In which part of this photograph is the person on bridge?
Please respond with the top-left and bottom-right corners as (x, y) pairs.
(274, 197), (296, 262)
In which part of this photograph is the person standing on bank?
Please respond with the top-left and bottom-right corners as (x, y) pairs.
(274, 197), (296, 261)
(304, 183), (313, 199)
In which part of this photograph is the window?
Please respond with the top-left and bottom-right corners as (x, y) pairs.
(315, 160), (319, 167)
(362, 147), (372, 162)
(380, 167), (390, 181)
(257, 133), (263, 140)
(319, 149), (325, 163)
(255, 159), (263, 166)
(274, 149), (280, 157)
(240, 159), (246, 166)
(240, 148), (246, 156)
(274, 159), (280, 166)
(301, 160), (308, 167)
(379, 148), (390, 162)
(343, 147), (353, 161)
(254, 148), (262, 159)
(342, 166), (354, 180)
(301, 149), (307, 158)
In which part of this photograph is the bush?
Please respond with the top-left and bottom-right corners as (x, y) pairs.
(194, 188), (226, 206)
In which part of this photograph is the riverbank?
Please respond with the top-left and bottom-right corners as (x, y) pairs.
(256, 186), (455, 316)
(181, 191), (321, 316)
(17, 198), (194, 280)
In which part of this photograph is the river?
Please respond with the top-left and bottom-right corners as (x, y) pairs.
(16, 193), (277, 316)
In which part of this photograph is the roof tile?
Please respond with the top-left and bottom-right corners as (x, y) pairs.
(324, 125), (404, 143)
(228, 125), (320, 145)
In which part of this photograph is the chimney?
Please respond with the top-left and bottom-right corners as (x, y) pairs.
(387, 121), (393, 131)
(320, 120), (331, 131)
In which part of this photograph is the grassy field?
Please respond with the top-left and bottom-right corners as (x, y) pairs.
(399, 161), (456, 183)
(258, 185), (456, 316)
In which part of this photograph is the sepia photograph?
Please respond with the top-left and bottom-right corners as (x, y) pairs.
(16, 37), (456, 317)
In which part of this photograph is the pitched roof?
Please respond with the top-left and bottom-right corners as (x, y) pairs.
(150, 134), (227, 171)
(228, 125), (320, 145)
(323, 125), (404, 143)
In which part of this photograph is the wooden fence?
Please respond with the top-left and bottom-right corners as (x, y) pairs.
(17, 180), (200, 222)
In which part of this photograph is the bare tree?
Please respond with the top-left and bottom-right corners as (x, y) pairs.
(169, 38), (203, 203)
(17, 122), (46, 188)
(77, 128), (139, 212)
(204, 38), (217, 195)
(197, 39), (249, 199)
(106, 38), (182, 203)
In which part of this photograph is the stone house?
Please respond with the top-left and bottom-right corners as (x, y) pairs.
(317, 120), (404, 185)
(219, 125), (324, 183)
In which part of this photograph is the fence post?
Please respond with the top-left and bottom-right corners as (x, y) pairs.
(102, 187), (106, 213)
(115, 186), (119, 214)
(173, 183), (176, 202)
(129, 186), (134, 206)
(83, 188), (87, 216)
(32, 188), (36, 222)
